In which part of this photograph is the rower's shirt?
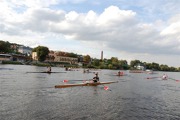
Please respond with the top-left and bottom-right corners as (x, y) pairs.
(93, 76), (99, 81)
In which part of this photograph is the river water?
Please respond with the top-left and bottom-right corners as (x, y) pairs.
(0, 65), (180, 120)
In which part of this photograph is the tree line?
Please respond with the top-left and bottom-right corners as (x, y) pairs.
(1, 40), (179, 72)
(0, 40), (13, 53)
(0, 40), (26, 54)
(85, 58), (180, 72)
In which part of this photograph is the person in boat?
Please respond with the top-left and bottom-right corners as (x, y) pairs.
(93, 72), (99, 83)
(65, 67), (68, 71)
(117, 71), (124, 76)
(162, 74), (168, 80)
(47, 66), (51, 73)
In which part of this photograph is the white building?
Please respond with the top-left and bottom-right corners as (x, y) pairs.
(136, 63), (145, 70)
(18, 46), (32, 56)
(32, 52), (38, 60)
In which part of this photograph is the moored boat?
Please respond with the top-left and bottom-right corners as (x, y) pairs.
(55, 81), (118, 88)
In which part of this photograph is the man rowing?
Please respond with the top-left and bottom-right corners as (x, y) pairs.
(47, 66), (51, 73)
(92, 72), (99, 83)
(162, 74), (168, 80)
(117, 71), (124, 76)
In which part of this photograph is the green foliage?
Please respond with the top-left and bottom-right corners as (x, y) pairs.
(159, 64), (171, 71)
(130, 60), (141, 68)
(118, 60), (128, 70)
(106, 59), (112, 64)
(99, 63), (107, 69)
(92, 59), (100, 66)
(108, 64), (113, 69)
(1, 40), (179, 72)
(33, 46), (49, 62)
(67, 52), (78, 57)
(0, 40), (11, 53)
(111, 57), (118, 65)
(83, 55), (91, 63)
(151, 62), (160, 70)
(2, 61), (23, 65)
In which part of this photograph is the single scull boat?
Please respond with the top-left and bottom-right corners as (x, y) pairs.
(55, 81), (118, 88)
(26, 71), (66, 73)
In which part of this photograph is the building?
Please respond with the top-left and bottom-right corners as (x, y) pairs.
(32, 52), (38, 61)
(10, 43), (19, 52)
(136, 63), (146, 70)
(0, 53), (31, 63)
(47, 51), (78, 64)
(11, 54), (31, 62)
(0, 54), (12, 61)
(18, 46), (32, 56)
(46, 51), (55, 62)
(54, 56), (78, 64)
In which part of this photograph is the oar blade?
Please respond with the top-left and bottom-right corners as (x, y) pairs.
(63, 80), (68, 82)
(104, 86), (109, 90)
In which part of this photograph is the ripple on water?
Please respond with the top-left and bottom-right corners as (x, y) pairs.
(1, 66), (180, 120)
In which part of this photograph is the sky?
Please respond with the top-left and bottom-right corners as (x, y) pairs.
(0, 0), (180, 67)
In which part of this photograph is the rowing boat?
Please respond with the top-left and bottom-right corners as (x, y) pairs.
(26, 71), (66, 73)
(55, 81), (118, 88)
(162, 77), (168, 80)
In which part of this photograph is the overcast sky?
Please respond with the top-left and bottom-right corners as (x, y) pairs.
(0, 0), (180, 67)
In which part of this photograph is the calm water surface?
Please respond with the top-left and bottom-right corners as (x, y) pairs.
(1, 65), (180, 120)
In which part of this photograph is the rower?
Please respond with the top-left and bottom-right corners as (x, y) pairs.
(162, 74), (168, 80)
(93, 72), (99, 83)
(47, 66), (51, 72)
(118, 71), (124, 76)
(65, 67), (68, 71)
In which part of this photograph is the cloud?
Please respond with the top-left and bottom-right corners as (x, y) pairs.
(48, 6), (179, 55)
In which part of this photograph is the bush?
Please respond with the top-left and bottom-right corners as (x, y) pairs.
(2, 61), (23, 65)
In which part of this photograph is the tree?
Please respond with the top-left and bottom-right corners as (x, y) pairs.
(83, 55), (91, 63)
(144, 62), (151, 69)
(151, 62), (160, 70)
(92, 59), (100, 66)
(160, 64), (169, 71)
(32, 46), (49, 62)
(130, 60), (141, 68)
(111, 57), (118, 66)
(119, 60), (128, 70)
(0, 40), (11, 53)
(67, 52), (78, 58)
(108, 64), (113, 69)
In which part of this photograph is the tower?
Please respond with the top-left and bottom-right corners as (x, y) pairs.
(101, 51), (103, 61)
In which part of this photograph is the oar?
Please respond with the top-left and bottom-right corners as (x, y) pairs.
(103, 85), (110, 91)
(63, 79), (92, 83)
(98, 84), (111, 91)
(168, 78), (180, 82)
(146, 76), (160, 79)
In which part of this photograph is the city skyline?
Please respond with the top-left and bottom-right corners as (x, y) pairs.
(0, 0), (180, 67)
